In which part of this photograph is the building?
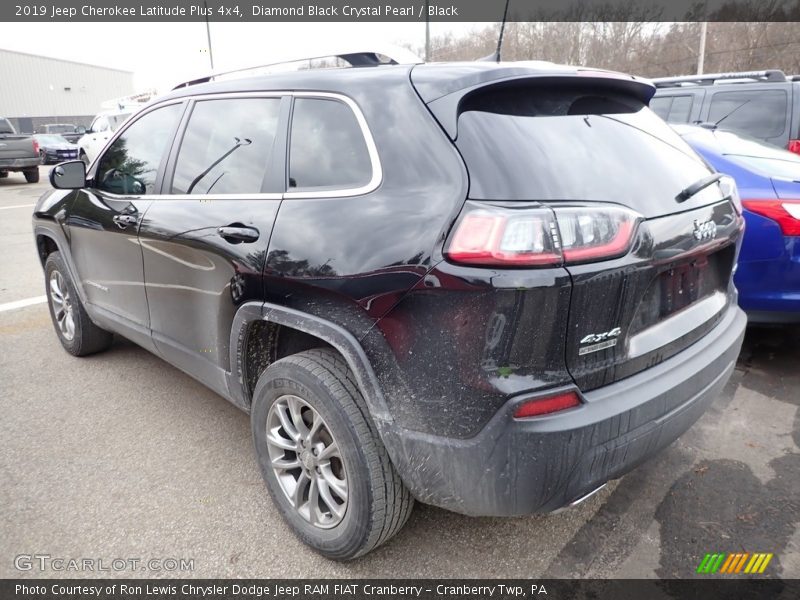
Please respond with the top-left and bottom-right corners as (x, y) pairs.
(0, 49), (135, 133)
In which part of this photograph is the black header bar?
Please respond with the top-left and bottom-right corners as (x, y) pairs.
(4, 0), (800, 22)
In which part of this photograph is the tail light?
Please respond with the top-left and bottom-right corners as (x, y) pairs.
(788, 140), (800, 155)
(720, 175), (743, 216)
(513, 391), (581, 418)
(445, 201), (641, 267)
(742, 199), (800, 236)
(32, 139), (39, 155)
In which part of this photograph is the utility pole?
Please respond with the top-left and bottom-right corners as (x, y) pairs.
(204, 0), (214, 70)
(424, 0), (430, 62)
(697, 21), (707, 75)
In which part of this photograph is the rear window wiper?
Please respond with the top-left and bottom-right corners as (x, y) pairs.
(675, 172), (723, 203)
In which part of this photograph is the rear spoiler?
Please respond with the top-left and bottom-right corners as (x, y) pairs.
(417, 69), (655, 140)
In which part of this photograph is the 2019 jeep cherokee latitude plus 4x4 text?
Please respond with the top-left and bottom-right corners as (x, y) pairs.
(33, 59), (746, 560)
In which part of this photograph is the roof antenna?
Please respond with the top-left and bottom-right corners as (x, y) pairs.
(479, 0), (511, 62)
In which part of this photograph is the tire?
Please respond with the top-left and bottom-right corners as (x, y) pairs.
(251, 348), (413, 560)
(24, 168), (39, 183)
(44, 251), (113, 356)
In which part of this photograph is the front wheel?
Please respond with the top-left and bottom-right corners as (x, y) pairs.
(44, 251), (113, 356)
(251, 349), (413, 560)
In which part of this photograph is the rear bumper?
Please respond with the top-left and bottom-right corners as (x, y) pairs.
(381, 304), (746, 516)
(0, 157), (40, 169)
(736, 236), (800, 321)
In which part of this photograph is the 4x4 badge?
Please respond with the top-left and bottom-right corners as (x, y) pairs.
(579, 327), (621, 355)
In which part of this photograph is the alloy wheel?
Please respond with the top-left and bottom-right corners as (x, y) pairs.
(49, 270), (75, 341)
(266, 395), (348, 529)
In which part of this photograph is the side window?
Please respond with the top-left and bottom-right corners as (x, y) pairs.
(92, 116), (109, 132)
(95, 104), (181, 195)
(708, 90), (788, 139)
(288, 98), (372, 191)
(171, 98), (281, 195)
(650, 95), (693, 123)
(649, 96), (672, 120)
(669, 95), (693, 123)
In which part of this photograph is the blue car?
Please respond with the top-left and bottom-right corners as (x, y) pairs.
(676, 125), (800, 323)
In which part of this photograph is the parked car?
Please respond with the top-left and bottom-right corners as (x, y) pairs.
(77, 108), (133, 165)
(651, 69), (800, 155)
(34, 134), (79, 164)
(675, 124), (800, 323)
(36, 123), (84, 144)
(33, 55), (746, 560)
(0, 117), (41, 183)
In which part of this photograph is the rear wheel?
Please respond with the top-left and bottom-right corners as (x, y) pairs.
(24, 168), (39, 183)
(44, 251), (113, 356)
(251, 348), (413, 560)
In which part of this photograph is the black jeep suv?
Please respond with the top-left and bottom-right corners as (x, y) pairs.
(33, 55), (747, 560)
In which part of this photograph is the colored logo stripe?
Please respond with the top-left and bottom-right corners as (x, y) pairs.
(697, 552), (773, 574)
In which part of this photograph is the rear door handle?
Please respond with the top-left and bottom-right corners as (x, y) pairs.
(217, 225), (260, 243)
(112, 214), (138, 229)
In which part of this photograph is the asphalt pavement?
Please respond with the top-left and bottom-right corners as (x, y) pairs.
(1, 167), (798, 579)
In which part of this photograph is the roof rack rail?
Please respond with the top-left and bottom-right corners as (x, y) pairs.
(652, 69), (787, 88)
(172, 44), (422, 90)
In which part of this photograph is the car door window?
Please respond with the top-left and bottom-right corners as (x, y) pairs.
(171, 98), (281, 195)
(669, 95), (693, 123)
(650, 95), (693, 123)
(95, 104), (181, 196)
(649, 96), (672, 120)
(288, 98), (372, 191)
(708, 90), (787, 139)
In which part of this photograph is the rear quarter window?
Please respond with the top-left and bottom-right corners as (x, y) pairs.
(288, 98), (372, 192)
(708, 89), (788, 140)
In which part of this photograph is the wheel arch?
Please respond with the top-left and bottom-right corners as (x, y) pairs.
(229, 302), (392, 426)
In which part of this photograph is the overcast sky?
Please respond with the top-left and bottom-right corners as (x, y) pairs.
(0, 22), (485, 91)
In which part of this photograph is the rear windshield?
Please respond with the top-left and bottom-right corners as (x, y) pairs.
(456, 84), (717, 210)
(0, 119), (14, 134)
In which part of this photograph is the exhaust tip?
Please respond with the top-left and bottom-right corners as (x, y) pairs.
(550, 483), (608, 515)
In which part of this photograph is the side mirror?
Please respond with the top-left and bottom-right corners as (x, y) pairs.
(50, 160), (86, 190)
(76, 126), (86, 134)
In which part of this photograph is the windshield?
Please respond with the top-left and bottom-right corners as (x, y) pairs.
(37, 134), (69, 145)
(455, 83), (721, 216)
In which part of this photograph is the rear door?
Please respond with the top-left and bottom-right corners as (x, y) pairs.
(138, 94), (286, 398)
(66, 101), (184, 351)
(451, 79), (743, 391)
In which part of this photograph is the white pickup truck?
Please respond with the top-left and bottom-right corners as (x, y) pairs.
(0, 118), (41, 183)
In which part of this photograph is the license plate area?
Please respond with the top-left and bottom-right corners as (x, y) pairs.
(630, 246), (733, 336)
(661, 257), (707, 315)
